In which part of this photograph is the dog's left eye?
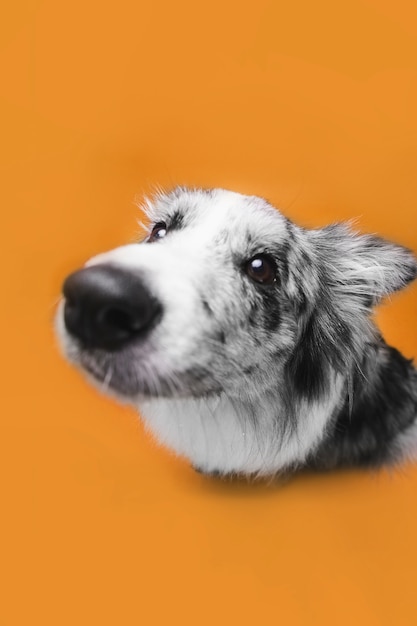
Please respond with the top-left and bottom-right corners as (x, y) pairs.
(148, 222), (167, 242)
(244, 254), (277, 285)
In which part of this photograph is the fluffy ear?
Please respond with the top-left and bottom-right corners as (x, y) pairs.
(285, 223), (416, 403)
(310, 224), (417, 306)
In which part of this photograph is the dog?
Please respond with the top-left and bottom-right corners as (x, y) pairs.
(55, 187), (417, 477)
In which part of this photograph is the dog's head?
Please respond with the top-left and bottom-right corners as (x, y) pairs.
(56, 187), (417, 407)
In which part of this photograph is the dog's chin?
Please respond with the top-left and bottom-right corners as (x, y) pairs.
(75, 350), (161, 400)
(69, 349), (206, 401)
(75, 353), (225, 403)
(79, 360), (140, 402)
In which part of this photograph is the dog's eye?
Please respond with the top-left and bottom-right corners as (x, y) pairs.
(148, 222), (167, 242)
(244, 255), (277, 285)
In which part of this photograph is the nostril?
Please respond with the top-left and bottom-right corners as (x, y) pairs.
(97, 306), (143, 335)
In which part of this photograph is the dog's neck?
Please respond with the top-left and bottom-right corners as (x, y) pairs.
(138, 375), (346, 477)
(309, 341), (417, 471)
(138, 340), (417, 477)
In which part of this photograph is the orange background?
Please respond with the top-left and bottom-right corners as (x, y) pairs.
(1, 1), (417, 624)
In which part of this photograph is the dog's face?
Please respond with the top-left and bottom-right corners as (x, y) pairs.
(57, 188), (300, 401)
(56, 187), (417, 409)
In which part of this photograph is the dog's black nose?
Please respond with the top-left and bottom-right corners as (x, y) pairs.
(62, 265), (161, 350)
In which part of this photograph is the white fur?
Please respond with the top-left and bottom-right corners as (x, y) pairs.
(139, 375), (344, 475)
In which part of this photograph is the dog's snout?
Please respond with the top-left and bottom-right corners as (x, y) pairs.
(62, 265), (161, 350)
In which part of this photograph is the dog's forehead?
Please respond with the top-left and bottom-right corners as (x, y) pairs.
(151, 188), (288, 242)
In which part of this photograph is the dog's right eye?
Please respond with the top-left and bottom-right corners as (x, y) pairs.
(148, 222), (167, 243)
(244, 254), (277, 285)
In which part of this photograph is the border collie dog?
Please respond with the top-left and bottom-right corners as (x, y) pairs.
(56, 188), (417, 477)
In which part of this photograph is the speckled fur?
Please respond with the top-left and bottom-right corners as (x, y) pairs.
(56, 187), (417, 477)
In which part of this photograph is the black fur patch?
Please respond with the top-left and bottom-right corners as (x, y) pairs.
(285, 314), (331, 401)
(276, 241), (289, 283)
(309, 343), (417, 469)
(285, 260), (356, 401)
(218, 330), (226, 344)
(169, 210), (185, 231)
(258, 288), (281, 333)
(201, 298), (214, 317)
(246, 286), (281, 334)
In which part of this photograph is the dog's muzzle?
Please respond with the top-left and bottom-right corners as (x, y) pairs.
(62, 265), (162, 351)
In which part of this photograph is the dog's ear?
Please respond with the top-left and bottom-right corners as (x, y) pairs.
(310, 223), (417, 307)
(285, 224), (416, 403)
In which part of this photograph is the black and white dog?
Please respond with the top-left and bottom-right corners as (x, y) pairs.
(56, 187), (417, 477)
